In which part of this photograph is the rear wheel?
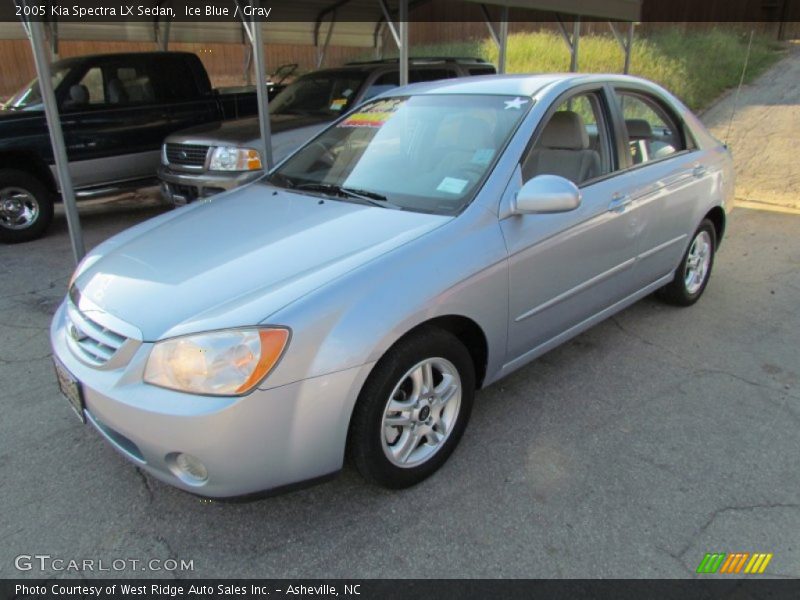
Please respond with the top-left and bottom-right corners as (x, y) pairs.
(0, 169), (54, 244)
(657, 219), (716, 306)
(348, 328), (475, 489)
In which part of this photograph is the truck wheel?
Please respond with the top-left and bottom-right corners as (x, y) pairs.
(0, 169), (54, 244)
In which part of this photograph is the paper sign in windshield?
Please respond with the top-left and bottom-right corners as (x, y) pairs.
(471, 148), (495, 165)
(340, 98), (405, 128)
(330, 98), (347, 111)
(437, 177), (469, 194)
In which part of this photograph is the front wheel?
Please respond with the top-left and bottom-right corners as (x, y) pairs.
(0, 169), (54, 244)
(657, 219), (716, 306)
(348, 328), (475, 489)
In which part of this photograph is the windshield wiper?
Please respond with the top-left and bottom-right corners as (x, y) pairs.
(294, 182), (401, 209)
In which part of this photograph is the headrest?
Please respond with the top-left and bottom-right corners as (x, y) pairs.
(108, 79), (128, 103)
(625, 119), (653, 140)
(540, 111), (589, 150)
(68, 84), (89, 105)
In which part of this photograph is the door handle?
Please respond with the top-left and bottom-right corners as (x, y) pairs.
(692, 164), (707, 178)
(608, 193), (632, 213)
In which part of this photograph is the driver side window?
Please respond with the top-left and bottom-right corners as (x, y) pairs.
(521, 91), (613, 187)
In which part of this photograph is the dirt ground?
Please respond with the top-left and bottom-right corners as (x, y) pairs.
(703, 41), (800, 211)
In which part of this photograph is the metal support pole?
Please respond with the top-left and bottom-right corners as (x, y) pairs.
(480, 4), (500, 47)
(498, 6), (508, 74)
(316, 13), (336, 69)
(28, 19), (84, 262)
(249, 5), (273, 169)
(398, 0), (408, 86)
(48, 19), (58, 59)
(624, 22), (634, 74)
(374, 22), (385, 60)
(570, 18), (580, 72)
(608, 21), (634, 74)
(377, 0), (401, 48)
(160, 19), (171, 51)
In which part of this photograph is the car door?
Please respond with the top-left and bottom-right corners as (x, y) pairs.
(610, 88), (716, 287)
(501, 86), (643, 362)
(59, 57), (174, 188)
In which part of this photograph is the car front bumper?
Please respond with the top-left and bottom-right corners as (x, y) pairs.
(158, 165), (263, 206)
(50, 300), (373, 498)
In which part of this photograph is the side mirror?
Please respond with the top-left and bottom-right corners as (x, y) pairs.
(513, 174), (581, 215)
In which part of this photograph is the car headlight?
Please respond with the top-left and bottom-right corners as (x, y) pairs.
(208, 146), (262, 171)
(144, 328), (289, 396)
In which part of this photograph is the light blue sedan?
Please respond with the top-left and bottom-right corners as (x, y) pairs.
(51, 74), (733, 497)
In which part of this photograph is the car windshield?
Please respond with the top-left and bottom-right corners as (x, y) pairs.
(269, 71), (366, 118)
(268, 94), (533, 215)
(4, 67), (70, 110)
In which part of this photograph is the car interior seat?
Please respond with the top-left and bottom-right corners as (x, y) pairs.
(523, 111), (601, 185)
(65, 84), (89, 107)
(107, 79), (129, 104)
(625, 118), (676, 161)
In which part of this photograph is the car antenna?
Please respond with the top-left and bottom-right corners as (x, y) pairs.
(724, 29), (755, 146)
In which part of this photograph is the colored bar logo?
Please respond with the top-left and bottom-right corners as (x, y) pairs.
(696, 553), (773, 574)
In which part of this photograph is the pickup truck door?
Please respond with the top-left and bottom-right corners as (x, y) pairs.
(58, 59), (178, 189)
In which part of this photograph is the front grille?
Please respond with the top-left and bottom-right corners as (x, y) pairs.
(165, 143), (209, 167)
(66, 302), (128, 367)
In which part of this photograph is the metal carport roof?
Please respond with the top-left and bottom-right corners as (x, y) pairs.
(14, 0), (641, 262)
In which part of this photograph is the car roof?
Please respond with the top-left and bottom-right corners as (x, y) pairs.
(388, 73), (661, 98)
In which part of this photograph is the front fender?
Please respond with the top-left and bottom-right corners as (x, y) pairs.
(261, 204), (510, 391)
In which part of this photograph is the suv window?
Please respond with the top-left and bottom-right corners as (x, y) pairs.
(468, 66), (495, 76)
(521, 91), (613, 186)
(362, 67), (460, 102)
(270, 71), (366, 117)
(410, 68), (458, 83)
(615, 91), (684, 165)
(363, 71), (399, 102)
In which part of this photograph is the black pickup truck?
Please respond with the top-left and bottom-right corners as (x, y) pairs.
(0, 51), (259, 243)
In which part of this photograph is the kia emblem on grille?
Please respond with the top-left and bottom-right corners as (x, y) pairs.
(68, 322), (88, 342)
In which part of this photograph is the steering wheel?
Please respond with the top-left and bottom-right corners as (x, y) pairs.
(310, 141), (336, 169)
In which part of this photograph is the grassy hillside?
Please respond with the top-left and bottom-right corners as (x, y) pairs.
(389, 28), (785, 111)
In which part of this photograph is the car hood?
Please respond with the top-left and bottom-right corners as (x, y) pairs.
(167, 113), (332, 146)
(74, 184), (450, 340)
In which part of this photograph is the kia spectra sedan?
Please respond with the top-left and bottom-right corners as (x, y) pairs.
(51, 74), (733, 497)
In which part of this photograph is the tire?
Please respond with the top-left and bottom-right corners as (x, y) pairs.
(0, 169), (54, 244)
(657, 219), (716, 306)
(348, 328), (475, 489)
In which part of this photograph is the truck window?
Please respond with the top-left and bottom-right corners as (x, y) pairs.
(270, 72), (366, 118)
(105, 64), (157, 105)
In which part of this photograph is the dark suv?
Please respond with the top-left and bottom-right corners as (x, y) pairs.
(158, 57), (496, 205)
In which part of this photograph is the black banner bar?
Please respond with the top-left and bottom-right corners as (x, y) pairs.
(3, 580), (800, 600)
(1, 0), (798, 22)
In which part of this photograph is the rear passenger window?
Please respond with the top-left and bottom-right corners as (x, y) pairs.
(106, 64), (157, 105)
(616, 92), (684, 165)
(521, 91), (613, 187)
(410, 68), (457, 83)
